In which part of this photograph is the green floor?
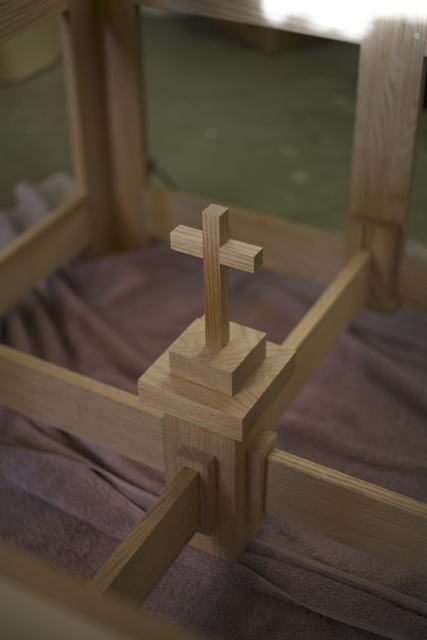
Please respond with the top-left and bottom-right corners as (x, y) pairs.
(1, 15), (426, 241)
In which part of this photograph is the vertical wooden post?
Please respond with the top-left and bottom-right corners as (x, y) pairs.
(346, 18), (427, 311)
(202, 205), (230, 349)
(62, 0), (114, 256)
(101, 0), (150, 250)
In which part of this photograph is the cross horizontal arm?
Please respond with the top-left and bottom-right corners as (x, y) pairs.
(171, 225), (263, 273)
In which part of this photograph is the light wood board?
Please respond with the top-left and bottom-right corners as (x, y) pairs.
(0, 0), (67, 44)
(148, 187), (427, 315)
(0, 195), (90, 316)
(0, 344), (164, 470)
(266, 448), (427, 575)
(260, 250), (370, 428)
(101, 0), (150, 250)
(91, 467), (200, 605)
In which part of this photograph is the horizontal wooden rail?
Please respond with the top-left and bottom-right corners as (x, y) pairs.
(0, 344), (164, 470)
(257, 250), (370, 429)
(0, 0), (68, 44)
(265, 448), (427, 575)
(0, 195), (91, 316)
(90, 467), (200, 605)
(148, 187), (427, 315)
(1, 542), (206, 640)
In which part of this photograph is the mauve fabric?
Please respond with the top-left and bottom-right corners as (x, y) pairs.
(1, 244), (426, 640)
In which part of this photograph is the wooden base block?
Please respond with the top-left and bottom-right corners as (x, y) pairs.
(169, 317), (266, 396)
(139, 342), (295, 441)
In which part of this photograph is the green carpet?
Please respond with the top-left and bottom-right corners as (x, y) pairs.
(0, 15), (426, 242)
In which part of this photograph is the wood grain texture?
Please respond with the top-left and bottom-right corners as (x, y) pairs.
(169, 316), (266, 396)
(148, 187), (345, 287)
(0, 344), (164, 470)
(0, 195), (90, 316)
(65, 0), (115, 256)
(176, 445), (217, 535)
(266, 448), (427, 575)
(90, 467), (200, 605)
(0, 543), (207, 640)
(247, 430), (277, 524)
(164, 415), (260, 561)
(149, 187), (427, 314)
(202, 204), (230, 349)
(346, 19), (427, 311)
(101, 0), (150, 250)
(260, 250), (370, 429)
(347, 216), (401, 312)
(139, 342), (295, 440)
(0, 0), (67, 44)
(170, 225), (263, 273)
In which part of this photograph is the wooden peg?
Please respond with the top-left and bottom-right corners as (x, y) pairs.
(176, 445), (217, 535)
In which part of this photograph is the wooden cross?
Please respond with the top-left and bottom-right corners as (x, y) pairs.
(170, 205), (263, 350)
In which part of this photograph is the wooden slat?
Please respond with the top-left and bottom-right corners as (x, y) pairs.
(101, 0), (150, 250)
(147, 187), (345, 287)
(0, 0), (68, 44)
(64, 1), (115, 256)
(0, 543), (206, 640)
(170, 225), (263, 273)
(259, 250), (370, 429)
(90, 467), (200, 605)
(0, 196), (90, 316)
(149, 187), (427, 314)
(0, 344), (164, 470)
(266, 448), (427, 575)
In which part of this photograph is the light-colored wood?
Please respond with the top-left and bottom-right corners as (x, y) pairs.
(164, 415), (260, 562)
(0, 195), (90, 316)
(170, 225), (263, 273)
(0, 344), (165, 470)
(266, 448), (427, 575)
(101, 0), (150, 250)
(259, 250), (370, 429)
(139, 342), (295, 441)
(247, 430), (277, 525)
(169, 316), (266, 396)
(65, 0), (115, 256)
(90, 467), (200, 605)
(176, 445), (217, 535)
(202, 204), (230, 349)
(150, 187), (344, 287)
(346, 19), (427, 311)
(0, 543), (206, 640)
(150, 187), (427, 314)
(0, 0), (67, 44)
(347, 216), (401, 312)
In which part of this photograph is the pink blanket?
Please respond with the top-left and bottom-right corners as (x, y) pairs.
(1, 243), (427, 640)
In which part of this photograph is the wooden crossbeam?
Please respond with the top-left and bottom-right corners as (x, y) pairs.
(0, 195), (91, 316)
(0, 0), (68, 44)
(265, 448), (427, 575)
(90, 467), (200, 606)
(258, 250), (370, 429)
(0, 344), (164, 470)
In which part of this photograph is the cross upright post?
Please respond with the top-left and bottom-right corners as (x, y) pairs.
(202, 204), (230, 350)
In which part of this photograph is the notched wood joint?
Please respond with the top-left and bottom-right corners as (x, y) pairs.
(176, 445), (218, 535)
(247, 430), (277, 525)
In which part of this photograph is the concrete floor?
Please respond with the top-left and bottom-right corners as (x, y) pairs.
(1, 15), (426, 242)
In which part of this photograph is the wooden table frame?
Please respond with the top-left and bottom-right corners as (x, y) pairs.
(0, 1), (426, 636)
